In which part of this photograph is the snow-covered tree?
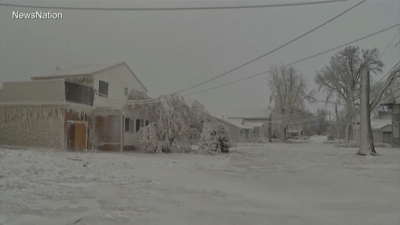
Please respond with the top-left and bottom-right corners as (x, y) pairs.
(198, 122), (221, 154)
(125, 91), (213, 153)
(268, 64), (315, 142)
(315, 46), (384, 142)
(217, 124), (231, 153)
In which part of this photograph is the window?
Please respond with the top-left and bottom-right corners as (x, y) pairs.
(124, 87), (128, 96)
(99, 80), (109, 97)
(125, 118), (134, 132)
(136, 119), (141, 132)
(125, 118), (130, 132)
(146, 120), (149, 126)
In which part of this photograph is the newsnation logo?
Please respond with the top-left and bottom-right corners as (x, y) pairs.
(12, 11), (63, 19)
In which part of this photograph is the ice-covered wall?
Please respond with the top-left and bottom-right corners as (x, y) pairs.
(0, 80), (66, 102)
(0, 105), (65, 149)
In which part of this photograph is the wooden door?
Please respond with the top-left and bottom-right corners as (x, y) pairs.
(74, 123), (87, 151)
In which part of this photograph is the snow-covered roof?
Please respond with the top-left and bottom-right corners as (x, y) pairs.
(370, 119), (392, 130)
(242, 121), (264, 127)
(209, 113), (252, 129)
(184, 99), (205, 110)
(217, 108), (272, 119)
(31, 62), (148, 93)
(32, 62), (124, 79)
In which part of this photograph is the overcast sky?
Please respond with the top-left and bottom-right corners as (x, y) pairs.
(0, 0), (399, 114)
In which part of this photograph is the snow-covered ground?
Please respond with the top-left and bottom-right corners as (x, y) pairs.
(1, 136), (399, 225)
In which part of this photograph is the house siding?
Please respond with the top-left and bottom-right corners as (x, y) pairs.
(93, 63), (147, 108)
(372, 130), (383, 143)
(0, 80), (66, 102)
(0, 105), (64, 149)
(123, 109), (154, 146)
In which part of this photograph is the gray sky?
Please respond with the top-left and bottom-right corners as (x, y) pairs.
(0, 0), (399, 114)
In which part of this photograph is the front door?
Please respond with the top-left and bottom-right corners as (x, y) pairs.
(67, 122), (87, 151)
(74, 123), (87, 151)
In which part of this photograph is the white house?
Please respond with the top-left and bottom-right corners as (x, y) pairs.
(209, 112), (254, 143)
(0, 62), (151, 151)
(216, 108), (272, 142)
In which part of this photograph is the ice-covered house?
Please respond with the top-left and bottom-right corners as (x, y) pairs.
(209, 113), (254, 143)
(0, 62), (151, 151)
(215, 109), (273, 142)
(0, 79), (94, 150)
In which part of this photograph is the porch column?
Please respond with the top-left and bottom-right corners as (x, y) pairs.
(91, 112), (96, 150)
(120, 112), (124, 152)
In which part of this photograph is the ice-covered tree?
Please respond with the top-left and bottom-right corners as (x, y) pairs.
(315, 46), (384, 142)
(125, 91), (213, 153)
(217, 124), (231, 153)
(268, 64), (315, 142)
(198, 122), (221, 154)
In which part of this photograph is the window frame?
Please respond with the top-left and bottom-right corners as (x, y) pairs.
(124, 118), (131, 132)
(98, 80), (109, 97)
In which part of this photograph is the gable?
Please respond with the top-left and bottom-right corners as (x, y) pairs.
(381, 124), (392, 132)
(92, 62), (147, 93)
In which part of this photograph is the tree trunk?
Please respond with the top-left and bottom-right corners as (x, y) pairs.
(345, 122), (351, 143)
(335, 103), (340, 142)
(354, 119), (359, 145)
(268, 117), (272, 143)
(280, 124), (286, 142)
(367, 104), (378, 155)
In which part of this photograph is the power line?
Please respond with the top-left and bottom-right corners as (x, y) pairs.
(176, 0), (365, 94)
(184, 23), (400, 97)
(0, 0), (347, 11)
(376, 60), (400, 84)
(379, 30), (400, 59)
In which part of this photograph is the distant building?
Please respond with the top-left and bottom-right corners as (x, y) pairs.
(380, 86), (400, 147)
(209, 112), (254, 143)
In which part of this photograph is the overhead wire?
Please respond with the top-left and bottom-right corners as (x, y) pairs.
(183, 23), (400, 97)
(376, 60), (400, 84)
(0, 0), (347, 11)
(176, 0), (365, 94)
(97, 25), (399, 105)
(375, 29), (400, 83)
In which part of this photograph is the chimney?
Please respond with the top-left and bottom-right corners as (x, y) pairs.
(56, 66), (60, 71)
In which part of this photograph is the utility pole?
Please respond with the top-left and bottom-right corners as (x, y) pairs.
(357, 69), (369, 156)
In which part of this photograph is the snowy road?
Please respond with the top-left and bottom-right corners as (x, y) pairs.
(0, 137), (399, 225)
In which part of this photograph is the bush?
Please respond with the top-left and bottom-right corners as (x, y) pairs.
(198, 123), (221, 154)
(217, 124), (231, 153)
(198, 123), (231, 154)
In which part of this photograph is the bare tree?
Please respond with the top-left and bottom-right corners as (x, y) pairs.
(315, 46), (384, 142)
(268, 64), (315, 142)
